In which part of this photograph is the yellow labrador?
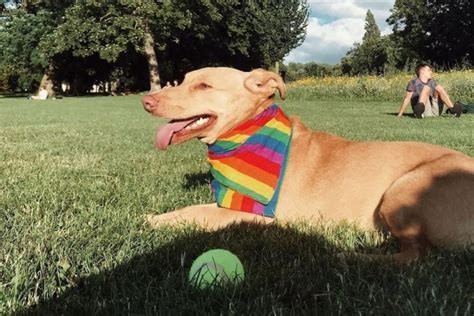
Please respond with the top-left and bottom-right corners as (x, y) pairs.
(142, 67), (474, 263)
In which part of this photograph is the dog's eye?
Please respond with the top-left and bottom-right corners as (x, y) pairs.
(195, 83), (212, 90)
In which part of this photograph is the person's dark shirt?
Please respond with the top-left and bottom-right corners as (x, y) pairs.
(406, 78), (437, 99)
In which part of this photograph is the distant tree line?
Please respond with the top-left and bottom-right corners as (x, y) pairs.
(0, 0), (309, 95)
(280, 62), (342, 81)
(253, 0), (473, 82)
(341, 0), (473, 76)
(1, 0), (472, 93)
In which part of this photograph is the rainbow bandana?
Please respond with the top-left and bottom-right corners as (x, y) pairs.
(208, 104), (292, 217)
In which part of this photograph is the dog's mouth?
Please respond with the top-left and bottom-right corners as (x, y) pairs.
(155, 114), (217, 150)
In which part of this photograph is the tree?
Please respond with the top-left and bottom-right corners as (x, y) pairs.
(237, 0), (309, 68)
(0, 8), (54, 92)
(0, 1), (74, 94)
(1, 0), (309, 93)
(387, 0), (473, 69)
(424, 0), (473, 67)
(341, 10), (387, 75)
(43, 1), (190, 92)
(387, 0), (432, 68)
(160, 0), (309, 79)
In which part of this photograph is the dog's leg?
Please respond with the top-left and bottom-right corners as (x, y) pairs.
(377, 154), (474, 263)
(146, 203), (274, 231)
(376, 180), (428, 263)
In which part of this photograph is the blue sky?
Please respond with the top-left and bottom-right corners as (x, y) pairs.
(285, 0), (396, 65)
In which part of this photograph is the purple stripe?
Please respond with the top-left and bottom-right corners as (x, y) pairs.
(211, 143), (284, 164)
(252, 202), (265, 215)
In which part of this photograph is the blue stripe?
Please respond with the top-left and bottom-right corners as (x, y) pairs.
(243, 135), (286, 155)
(262, 128), (292, 217)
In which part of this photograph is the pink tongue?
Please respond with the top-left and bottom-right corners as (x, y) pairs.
(155, 118), (196, 150)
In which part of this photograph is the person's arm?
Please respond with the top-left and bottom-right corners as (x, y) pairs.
(397, 91), (413, 117)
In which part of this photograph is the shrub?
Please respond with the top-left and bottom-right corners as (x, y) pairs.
(287, 70), (474, 102)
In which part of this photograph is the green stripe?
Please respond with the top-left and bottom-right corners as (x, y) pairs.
(257, 126), (290, 143)
(211, 168), (270, 204)
(213, 140), (239, 150)
(216, 184), (228, 203)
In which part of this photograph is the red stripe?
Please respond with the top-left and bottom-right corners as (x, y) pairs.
(236, 109), (288, 136)
(216, 156), (278, 187)
(234, 151), (280, 175)
(274, 110), (289, 123)
(208, 149), (281, 176)
(241, 195), (257, 212)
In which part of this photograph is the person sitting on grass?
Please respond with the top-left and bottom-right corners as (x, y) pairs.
(397, 63), (463, 118)
(30, 87), (49, 100)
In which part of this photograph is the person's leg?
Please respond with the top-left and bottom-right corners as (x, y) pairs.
(411, 87), (431, 119)
(435, 85), (453, 107)
(436, 85), (462, 117)
(427, 96), (440, 117)
(433, 91), (444, 116)
(418, 85), (431, 105)
(411, 96), (424, 118)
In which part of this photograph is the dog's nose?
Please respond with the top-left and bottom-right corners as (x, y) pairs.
(142, 95), (158, 113)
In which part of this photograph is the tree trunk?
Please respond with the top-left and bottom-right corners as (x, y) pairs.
(38, 63), (55, 97)
(143, 27), (161, 92)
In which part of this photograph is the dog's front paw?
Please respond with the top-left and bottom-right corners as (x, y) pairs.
(145, 213), (169, 229)
(145, 210), (192, 229)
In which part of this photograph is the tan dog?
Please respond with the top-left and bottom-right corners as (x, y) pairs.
(142, 67), (474, 263)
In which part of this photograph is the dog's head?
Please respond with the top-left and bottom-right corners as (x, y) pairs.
(142, 67), (286, 150)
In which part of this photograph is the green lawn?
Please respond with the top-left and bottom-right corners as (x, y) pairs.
(1, 95), (473, 314)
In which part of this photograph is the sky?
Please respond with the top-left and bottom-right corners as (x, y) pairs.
(284, 0), (396, 65)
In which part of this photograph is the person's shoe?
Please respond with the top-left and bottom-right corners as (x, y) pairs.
(413, 102), (425, 119)
(451, 102), (463, 117)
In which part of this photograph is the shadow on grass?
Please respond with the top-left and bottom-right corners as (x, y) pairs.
(22, 169), (474, 314)
(22, 223), (402, 315)
(183, 171), (212, 190)
(383, 112), (416, 117)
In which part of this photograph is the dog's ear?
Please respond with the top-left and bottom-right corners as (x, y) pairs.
(244, 69), (286, 100)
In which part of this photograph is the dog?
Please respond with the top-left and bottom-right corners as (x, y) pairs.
(142, 67), (474, 263)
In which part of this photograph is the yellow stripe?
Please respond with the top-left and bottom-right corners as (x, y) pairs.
(266, 118), (291, 134)
(210, 160), (274, 199)
(222, 189), (234, 208)
(219, 133), (250, 143)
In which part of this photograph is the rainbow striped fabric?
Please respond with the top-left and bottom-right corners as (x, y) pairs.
(208, 104), (292, 217)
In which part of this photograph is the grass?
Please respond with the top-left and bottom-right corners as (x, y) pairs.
(1, 94), (473, 314)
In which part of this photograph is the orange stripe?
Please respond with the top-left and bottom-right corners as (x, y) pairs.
(230, 191), (244, 210)
(218, 156), (278, 187)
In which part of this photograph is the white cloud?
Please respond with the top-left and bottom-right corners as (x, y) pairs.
(285, 17), (365, 64)
(285, 0), (395, 64)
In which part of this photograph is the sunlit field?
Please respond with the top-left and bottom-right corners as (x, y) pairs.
(288, 70), (474, 102)
(1, 92), (473, 314)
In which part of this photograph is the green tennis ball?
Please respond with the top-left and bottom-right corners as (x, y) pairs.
(189, 249), (245, 289)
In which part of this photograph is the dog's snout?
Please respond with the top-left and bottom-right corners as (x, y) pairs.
(142, 95), (159, 113)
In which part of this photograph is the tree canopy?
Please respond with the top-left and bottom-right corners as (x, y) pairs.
(0, 0), (309, 94)
(388, 0), (473, 68)
(341, 10), (387, 75)
(341, 1), (473, 75)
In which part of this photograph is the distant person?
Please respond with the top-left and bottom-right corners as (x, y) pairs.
(30, 87), (48, 100)
(397, 63), (462, 118)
